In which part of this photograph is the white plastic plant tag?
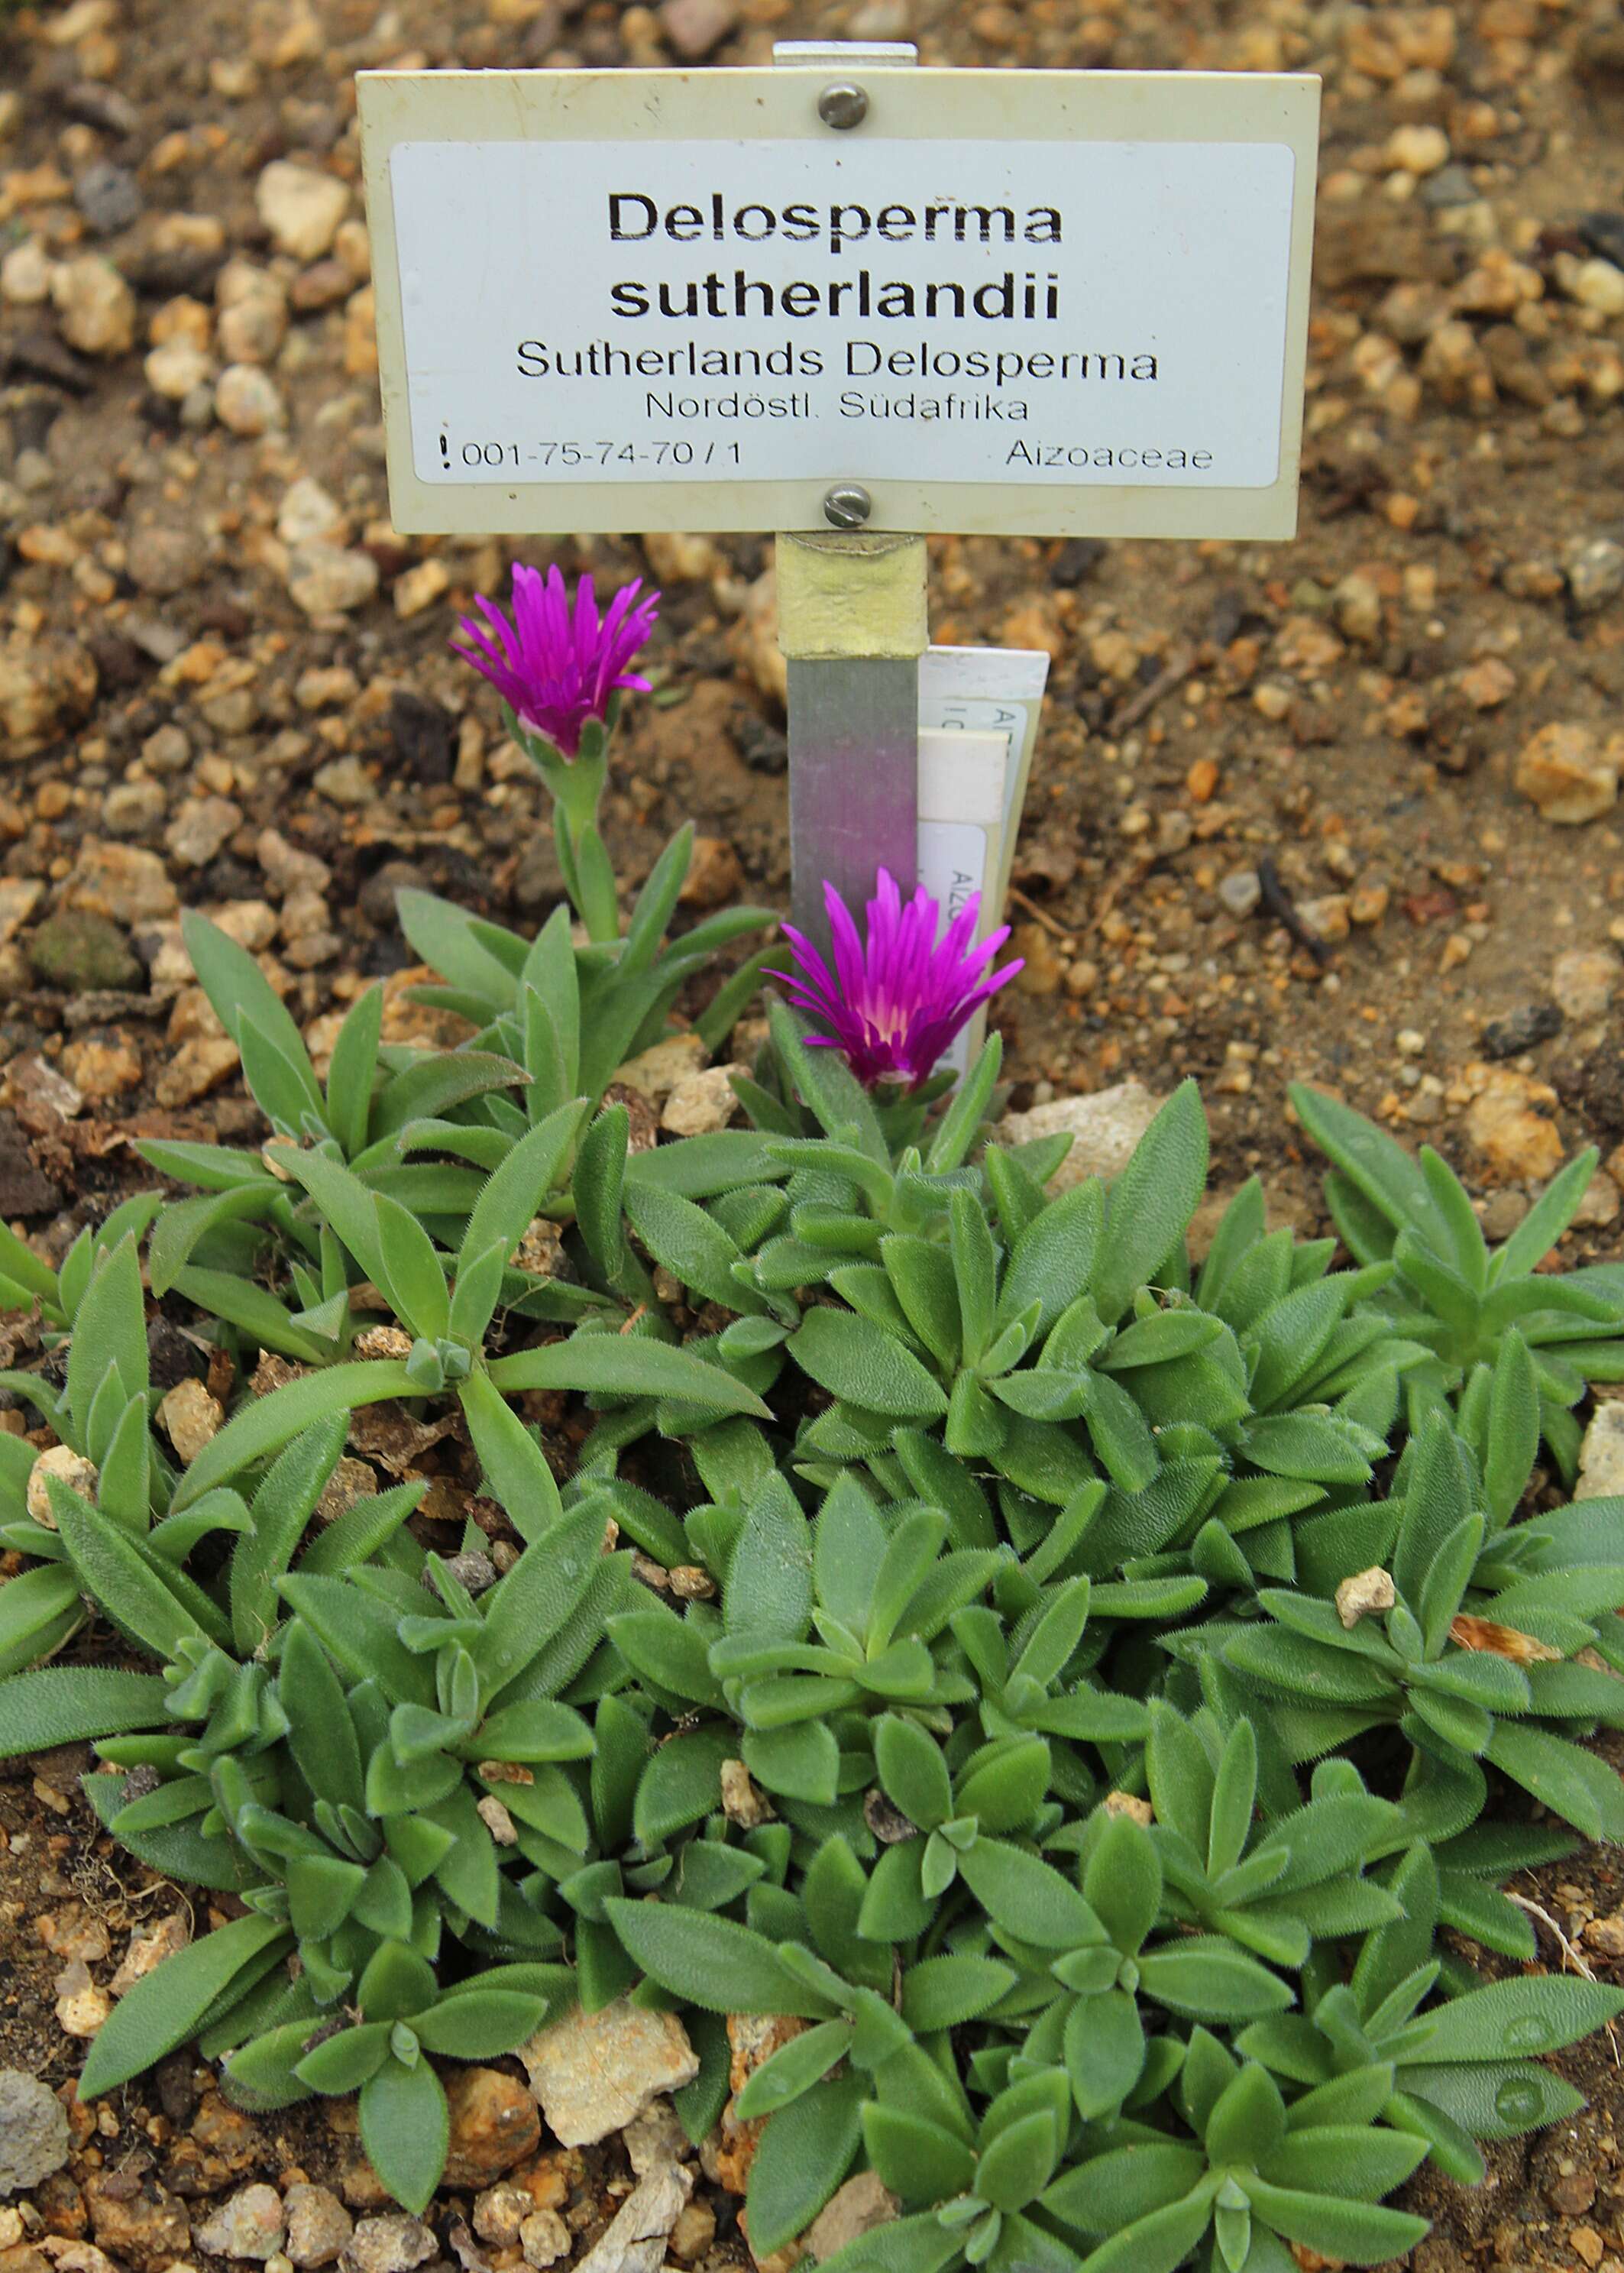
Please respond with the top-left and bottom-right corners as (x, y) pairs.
(917, 725), (1010, 1079)
(919, 645), (1050, 928)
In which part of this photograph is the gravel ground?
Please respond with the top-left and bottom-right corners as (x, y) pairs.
(5, 0), (1624, 2265)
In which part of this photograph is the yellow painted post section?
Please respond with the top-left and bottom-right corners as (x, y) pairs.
(774, 532), (929, 662)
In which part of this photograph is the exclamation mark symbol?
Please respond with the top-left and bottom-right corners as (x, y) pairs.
(438, 431), (450, 469)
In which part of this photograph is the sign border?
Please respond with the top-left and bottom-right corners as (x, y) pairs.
(357, 65), (1321, 539)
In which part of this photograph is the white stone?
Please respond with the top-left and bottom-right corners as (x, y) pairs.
(1574, 258), (1624, 318)
(278, 476), (345, 546)
(1577, 1401), (1624, 1501)
(215, 362), (286, 435)
(144, 337), (214, 400)
(51, 256), (137, 355)
(995, 1080), (1165, 1193)
(661, 1064), (745, 1138)
(1, 239), (55, 306)
(519, 2000), (698, 2146)
(27, 1445), (98, 1530)
(286, 544), (378, 617)
(571, 2165), (691, 2273)
(159, 1378), (224, 1464)
(256, 161), (350, 260)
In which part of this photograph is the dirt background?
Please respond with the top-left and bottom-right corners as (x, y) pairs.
(5, 0), (1624, 2265)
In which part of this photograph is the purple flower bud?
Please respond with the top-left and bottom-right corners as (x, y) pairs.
(451, 565), (661, 759)
(769, 869), (1024, 1091)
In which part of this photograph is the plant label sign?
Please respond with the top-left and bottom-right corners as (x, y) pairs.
(358, 66), (1319, 539)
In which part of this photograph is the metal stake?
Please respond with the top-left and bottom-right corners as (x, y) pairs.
(773, 39), (927, 950)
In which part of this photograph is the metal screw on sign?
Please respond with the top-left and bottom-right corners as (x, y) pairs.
(823, 484), (872, 529)
(817, 82), (869, 130)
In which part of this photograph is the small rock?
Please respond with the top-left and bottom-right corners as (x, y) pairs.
(1011, 921), (1066, 996)
(1575, 1168), (1621, 1229)
(720, 1759), (774, 1828)
(144, 335), (214, 401)
(1552, 947), (1617, 1022)
(519, 2212), (571, 2271)
(1567, 538), (1624, 611)
(313, 756), (374, 808)
(26, 1446), (98, 1528)
(51, 256), (137, 355)
(126, 522), (205, 594)
(519, 2002), (699, 2147)
(215, 363), (286, 435)
(622, 2099), (689, 2178)
(55, 1960), (112, 2040)
(805, 2174), (900, 2264)
(66, 841), (178, 924)
(166, 795), (242, 869)
(0, 879), (42, 944)
(28, 911), (140, 993)
(1386, 122), (1450, 173)
(1481, 1001), (1562, 1058)
(194, 2187), (286, 2262)
(472, 2188), (531, 2249)
(1218, 868), (1262, 918)
(257, 827), (332, 896)
(1586, 1909), (1624, 1957)
(155, 1035), (241, 1109)
(256, 161), (350, 261)
(613, 1033), (707, 1107)
(679, 835), (744, 910)
(104, 781), (168, 835)
(159, 1378), (223, 1465)
(278, 477), (345, 546)
(1577, 1401), (1624, 1501)
(344, 2216), (437, 2273)
(1574, 257), (1624, 316)
(287, 545), (379, 617)
(1335, 1566), (1396, 1629)
(2, 238), (56, 306)
(286, 2187), (353, 2269)
(1464, 1066), (1566, 1185)
(1297, 892), (1351, 944)
(995, 1081), (1164, 1193)
(83, 2177), (190, 2272)
(571, 2165), (691, 2273)
(668, 2203), (714, 2262)
(662, 1065), (744, 1138)
(0, 631), (99, 757)
(735, 714), (788, 775)
(442, 2068), (542, 2188)
(1548, 2166), (1598, 2219)
(60, 1041), (142, 1103)
(1514, 721), (1622, 824)
(216, 265), (289, 364)
(0, 2071), (71, 2195)
(394, 559), (450, 618)
(74, 160), (141, 235)
(108, 1912), (189, 1996)
(658, 0), (739, 57)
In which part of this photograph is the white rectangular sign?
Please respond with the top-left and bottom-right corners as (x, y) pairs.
(359, 69), (1319, 539)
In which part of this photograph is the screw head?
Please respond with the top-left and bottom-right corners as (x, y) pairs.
(823, 483), (872, 528)
(817, 80), (869, 130)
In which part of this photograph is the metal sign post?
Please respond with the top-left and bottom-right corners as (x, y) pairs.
(772, 42), (924, 947)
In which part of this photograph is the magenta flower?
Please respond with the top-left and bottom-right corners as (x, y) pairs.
(769, 869), (1024, 1090)
(451, 565), (660, 759)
